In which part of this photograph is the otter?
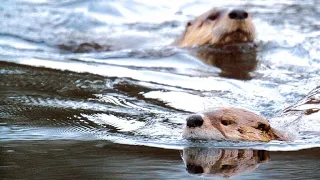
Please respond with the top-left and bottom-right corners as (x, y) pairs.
(174, 8), (257, 79)
(196, 44), (257, 79)
(182, 85), (320, 142)
(182, 107), (288, 142)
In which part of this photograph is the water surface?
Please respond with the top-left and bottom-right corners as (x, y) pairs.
(1, 0), (319, 179)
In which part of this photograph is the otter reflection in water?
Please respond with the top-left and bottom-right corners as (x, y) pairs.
(182, 147), (269, 178)
(193, 43), (257, 79)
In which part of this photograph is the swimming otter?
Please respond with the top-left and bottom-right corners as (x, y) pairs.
(182, 107), (287, 142)
(183, 85), (320, 142)
(174, 8), (256, 47)
(174, 8), (257, 79)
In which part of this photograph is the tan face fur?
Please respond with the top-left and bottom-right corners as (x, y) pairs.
(175, 8), (256, 47)
(182, 107), (286, 142)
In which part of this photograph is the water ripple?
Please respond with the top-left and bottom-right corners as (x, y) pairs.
(1, 0), (319, 151)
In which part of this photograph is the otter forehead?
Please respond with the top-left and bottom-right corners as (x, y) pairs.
(175, 8), (256, 47)
(182, 107), (285, 142)
(203, 108), (269, 127)
(193, 8), (229, 21)
(195, 8), (246, 21)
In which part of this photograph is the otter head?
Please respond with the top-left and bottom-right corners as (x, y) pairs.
(182, 107), (287, 142)
(175, 8), (256, 47)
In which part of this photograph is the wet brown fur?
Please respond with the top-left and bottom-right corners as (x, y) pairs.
(174, 8), (256, 47)
(196, 44), (258, 79)
(183, 107), (288, 142)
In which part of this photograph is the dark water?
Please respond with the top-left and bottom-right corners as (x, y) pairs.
(1, 0), (320, 179)
(2, 141), (320, 179)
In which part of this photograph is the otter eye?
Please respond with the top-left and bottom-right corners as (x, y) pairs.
(186, 21), (192, 27)
(207, 13), (219, 21)
(221, 120), (234, 126)
(257, 123), (270, 132)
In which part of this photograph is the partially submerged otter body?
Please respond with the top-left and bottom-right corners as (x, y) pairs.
(195, 44), (257, 79)
(182, 107), (288, 142)
(174, 8), (258, 79)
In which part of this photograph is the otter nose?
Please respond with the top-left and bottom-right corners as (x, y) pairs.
(186, 115), (204, 128)
(228, 9), (248, 20)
